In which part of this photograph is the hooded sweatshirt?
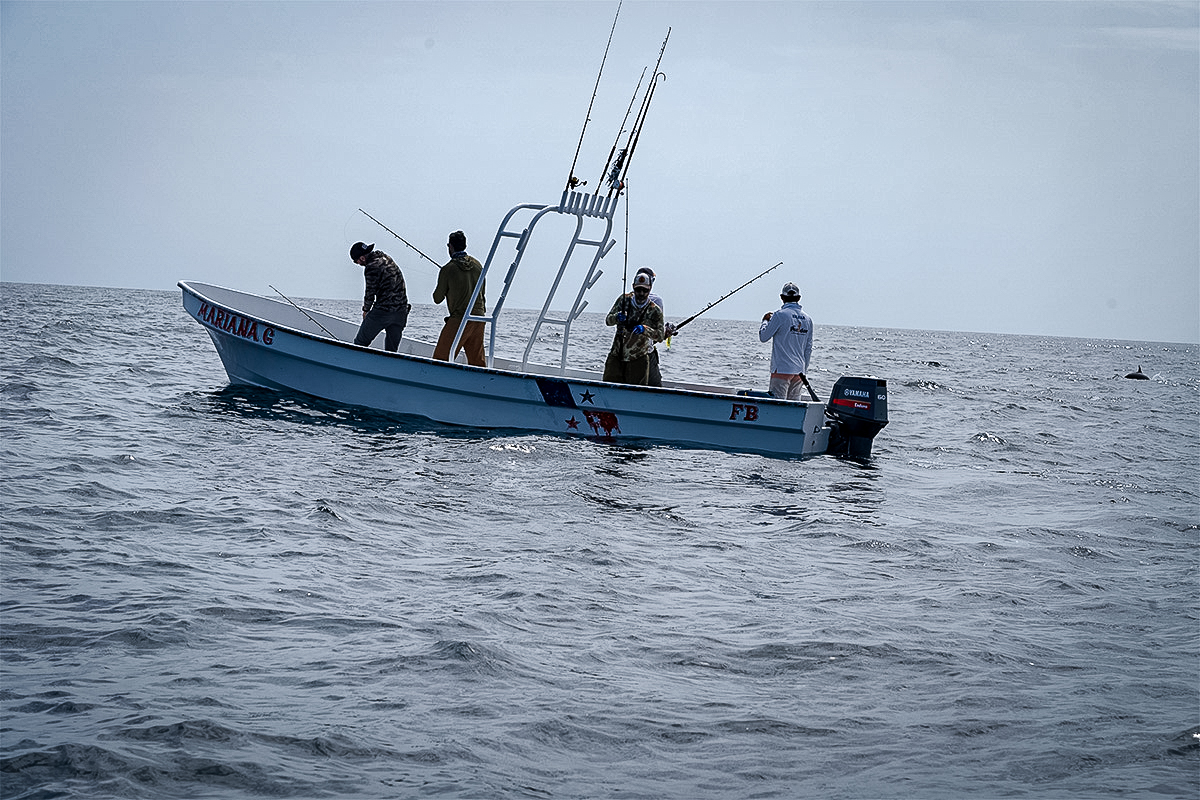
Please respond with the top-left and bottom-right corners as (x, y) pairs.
(433, 252), (486, 318)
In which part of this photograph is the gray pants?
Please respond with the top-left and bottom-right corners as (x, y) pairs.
(355, 305), (410, 352)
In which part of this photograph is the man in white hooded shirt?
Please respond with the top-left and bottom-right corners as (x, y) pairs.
(758, 282), (813, 400)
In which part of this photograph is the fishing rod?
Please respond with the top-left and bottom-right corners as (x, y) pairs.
(609, 28), (670, 198)
(358, 208), (440, 268)
(596, 66), (646, 196)
(565, 1), (622, 192)
(672, 261), (783, 332)
(269, 285), (340, 341)
(622, 180), (631, 295)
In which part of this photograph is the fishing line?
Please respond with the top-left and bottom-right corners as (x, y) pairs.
(342, 209), (359, 247)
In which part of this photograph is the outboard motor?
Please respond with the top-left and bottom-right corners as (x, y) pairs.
(825, 376), (889, 459)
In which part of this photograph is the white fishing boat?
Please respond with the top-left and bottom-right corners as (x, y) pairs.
(179, 202), (886, 460)
(179, 24), (888, 459)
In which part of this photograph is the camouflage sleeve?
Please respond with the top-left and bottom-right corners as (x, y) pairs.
(605, 295), (627, 327)
(362, 264), (379, 312)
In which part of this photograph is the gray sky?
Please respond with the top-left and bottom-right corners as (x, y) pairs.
(3, 0), (1197, 343)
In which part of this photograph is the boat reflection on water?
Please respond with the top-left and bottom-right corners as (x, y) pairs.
(195, 384), (519, 445)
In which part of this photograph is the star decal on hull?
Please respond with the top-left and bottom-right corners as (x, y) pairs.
(579, 390), (595, 404)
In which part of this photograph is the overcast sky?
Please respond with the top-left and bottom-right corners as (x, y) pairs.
(3, 0), (1197, 343)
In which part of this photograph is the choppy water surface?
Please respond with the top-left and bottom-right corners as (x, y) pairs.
(2, 282), (1197, 798)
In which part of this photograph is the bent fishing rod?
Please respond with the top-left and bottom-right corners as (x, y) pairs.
(269, 285), (340, 341)
(672, 261), (783, 332)
(358, 208), (441, 269)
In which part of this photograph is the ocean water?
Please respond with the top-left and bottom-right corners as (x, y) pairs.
(1, 281), (1197, 799)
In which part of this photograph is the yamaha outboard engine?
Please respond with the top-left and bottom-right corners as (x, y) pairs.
(826, 376), (889, 459)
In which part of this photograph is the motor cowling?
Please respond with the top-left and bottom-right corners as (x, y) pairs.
(825, 376), (889, 459)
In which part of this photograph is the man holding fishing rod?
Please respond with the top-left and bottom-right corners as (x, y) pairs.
(759, 282), (814, 401)
(603, 271), (665, 385)
(633, 267), (676, 387)
(349, 241), (410, 352)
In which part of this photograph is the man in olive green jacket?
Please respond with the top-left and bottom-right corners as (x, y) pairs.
(432, 230), (486, 366)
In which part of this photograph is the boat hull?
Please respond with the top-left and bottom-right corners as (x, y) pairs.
(181, 281), (836, 457)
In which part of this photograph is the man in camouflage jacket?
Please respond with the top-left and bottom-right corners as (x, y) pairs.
(602, 271), (665, 385)
(350, 242), (410, 352)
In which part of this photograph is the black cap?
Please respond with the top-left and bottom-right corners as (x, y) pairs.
(350, 242), (375, 261)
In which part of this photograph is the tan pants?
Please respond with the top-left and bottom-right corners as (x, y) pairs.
(433, 318), (486, 366)
(769, 373), (806, 400)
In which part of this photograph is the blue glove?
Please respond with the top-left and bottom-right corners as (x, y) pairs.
(617, 312), (626, 323)
(631, 324), (645, 335)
